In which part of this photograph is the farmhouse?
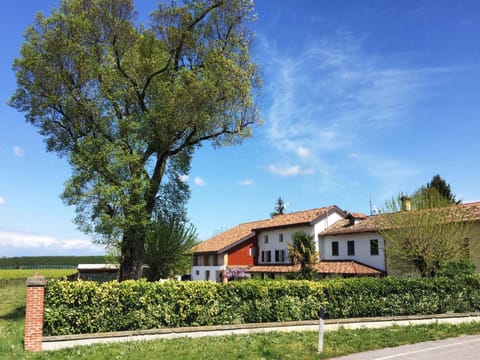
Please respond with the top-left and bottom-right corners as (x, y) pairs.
(191, 206), (384, 282)
(191, 202), (480, 282)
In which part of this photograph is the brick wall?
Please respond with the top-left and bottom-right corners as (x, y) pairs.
(24, 274), (46, 352)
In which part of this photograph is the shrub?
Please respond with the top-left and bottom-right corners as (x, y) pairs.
(437, 259), (476, 278)
(43, 275), (480, 336)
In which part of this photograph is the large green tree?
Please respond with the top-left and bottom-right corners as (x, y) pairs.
(10, 0), (261, 280)
(379, 188), (477, 277)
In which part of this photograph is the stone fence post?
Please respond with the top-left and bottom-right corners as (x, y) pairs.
(24, 273), (47, 352)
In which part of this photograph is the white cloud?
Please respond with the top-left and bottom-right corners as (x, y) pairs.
(0, 230), (104, 253)
(13, 146), (24, 157)
(297, 147), (310, 158)
(261, 33), (435, 154)
(194, 177), (206, 186)
(238, 179), (254, 186)
(268, 164), (315, 177)
(0, 197), (5, 206)
(178, 174), (189, 183)
(257, 30), (457, 192)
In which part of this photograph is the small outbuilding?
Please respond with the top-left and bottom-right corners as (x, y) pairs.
(67, 264), (119, 282)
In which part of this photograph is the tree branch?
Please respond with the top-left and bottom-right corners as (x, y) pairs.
(173, 0), (224, 70)
(146, 153), (168, 213)
(112, 35), (148, 113)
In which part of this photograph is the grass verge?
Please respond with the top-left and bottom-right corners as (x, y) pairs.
(2, 281), (480, 359)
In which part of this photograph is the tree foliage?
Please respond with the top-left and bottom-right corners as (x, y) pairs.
(380, 188), (478, 277)
(436, 259), (476, 278)
(287, 231), (317, 279)
(10, 0), (261, 280)
(426, 174), (460, 204)
(144, 215), (197, 281)
(270, 196), (286, 218)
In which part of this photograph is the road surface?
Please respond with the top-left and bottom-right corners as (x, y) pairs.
(332, 335), (480, 360)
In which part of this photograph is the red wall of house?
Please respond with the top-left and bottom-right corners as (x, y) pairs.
(228, 236), (257, 266)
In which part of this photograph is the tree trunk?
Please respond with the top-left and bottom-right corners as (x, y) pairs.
(119, 225), (146, 281)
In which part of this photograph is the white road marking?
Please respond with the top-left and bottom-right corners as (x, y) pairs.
(375, 337), (480, 359)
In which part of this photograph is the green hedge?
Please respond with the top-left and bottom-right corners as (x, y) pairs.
(43, 276), (480, 336)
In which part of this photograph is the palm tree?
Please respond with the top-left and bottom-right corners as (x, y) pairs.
(288, 231), (317, 279)
(144, 215), (198, 281)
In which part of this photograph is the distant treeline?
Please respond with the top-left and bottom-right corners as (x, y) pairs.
(0, 256), (107, 269)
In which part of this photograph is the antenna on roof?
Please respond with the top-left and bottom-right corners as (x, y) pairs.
(369, 197), (380, 215)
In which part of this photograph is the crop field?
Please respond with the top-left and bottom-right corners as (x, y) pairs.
(0, 256), (105, 269)
(0, 269), (76, 284)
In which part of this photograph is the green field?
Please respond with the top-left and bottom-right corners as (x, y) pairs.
(0, 256), (106, 269)
(0, 269), (77, 284)
(3, 274), (480, 359)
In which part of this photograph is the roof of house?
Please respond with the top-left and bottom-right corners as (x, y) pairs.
(251, 206), (344, 231)
(459, 201), (480, 221)
(193, 202), (480, 252)
(349, 212), (367, 219)
(321, 215), (382, 235)
(322, 201), (480, 236)
(247, 260), (383, 276)
(193, 206), (342, 254)
(192, 219), (268, 253)
(77, 264), (119, 272)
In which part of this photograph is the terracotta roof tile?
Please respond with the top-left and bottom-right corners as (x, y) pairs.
(350, 212), (367, 219)
(193, 206), (342, 253)
(322, 201), (480, 236)
(248, 261), (382, 276)
(321, 216), (381, 235)
(192, 219), (268, 253)
(252, 206), (342, 230)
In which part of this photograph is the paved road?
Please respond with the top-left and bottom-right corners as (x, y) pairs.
(332, 335), (480, 360)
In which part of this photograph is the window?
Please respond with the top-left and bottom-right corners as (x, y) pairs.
(195, 270), (200, 276)
(204, 254), (210, 266)
(279, 233), (284, 242)
(331, 241), (339, 256)
(249, 246), (255, 257)
(193, 256), (199, 266)
(264, 235), (269, 244)
(275, 250), (285, 262)
(370, 239), (379, 256)
(205, 270), (210, 281)
(262, 250), (272, 263)
(347, 240), (355, 256)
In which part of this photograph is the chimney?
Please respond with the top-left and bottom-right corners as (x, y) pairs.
(400, 196), (412, 211)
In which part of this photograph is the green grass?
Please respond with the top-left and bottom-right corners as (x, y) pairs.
(2, 280), (480, 360)
(0, 269), (76, 283)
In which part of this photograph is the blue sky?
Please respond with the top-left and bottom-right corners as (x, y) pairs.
(1, 0), (479, 257)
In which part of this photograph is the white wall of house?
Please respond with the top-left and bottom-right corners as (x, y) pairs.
(191, 265), (226, 281)
(256, 210), (346, 265)
(256, 226), (312, 264)
(320, 232), (386, 271)
(314, 210), (345, 254)
(313, 210), (345, 234)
